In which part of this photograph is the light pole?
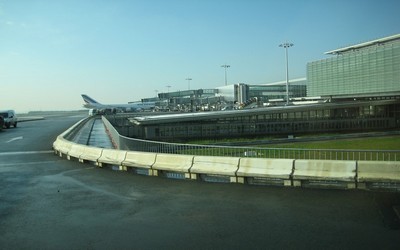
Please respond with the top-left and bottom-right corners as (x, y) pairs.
(166, 85), (171, 93)
(185, 78), (192, 90)
(221, 64), (230, 86)
(279, 42), (293, 105)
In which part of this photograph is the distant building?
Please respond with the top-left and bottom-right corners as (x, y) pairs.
(116, 34), (400, 142)
(215, 78), (307, 104)
(246, 78), (307, 103)
(121, 94), (400, 142)
(307, 34), (400, 97)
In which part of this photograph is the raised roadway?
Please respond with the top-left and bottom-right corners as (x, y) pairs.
(1, 111), (399, 249)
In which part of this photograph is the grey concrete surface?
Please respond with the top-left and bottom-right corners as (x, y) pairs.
(1, 113), (399, 249)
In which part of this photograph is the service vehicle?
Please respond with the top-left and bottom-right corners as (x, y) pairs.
(0, 115), (4, 131)
(0, 110), (17, 128)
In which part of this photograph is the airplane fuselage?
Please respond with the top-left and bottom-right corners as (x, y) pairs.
(82, 94), (155, 112)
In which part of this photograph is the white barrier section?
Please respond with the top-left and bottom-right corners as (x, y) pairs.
(293, 160), (356, 188)
(237, 158), (294, 186)
(68, 143), (86, 161)
(53, 137), (63, 156)
(79, 145), (103, 163)
(190, 156), (240, 182)
(357, 161), (400, 189)
(97, 148), (127, 169)
(152, 153), (194, 178)
(54, 138), (73, 157)
(122, 151), (157, 175)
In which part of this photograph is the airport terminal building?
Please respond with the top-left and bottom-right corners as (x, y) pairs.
(115, 34), (400, 142)
(307, 34), (400, 97)
(151, 78), (307, 111)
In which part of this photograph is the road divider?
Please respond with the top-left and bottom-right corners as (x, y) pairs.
(53, 117), (400, 192)
(97, 148), (127, 169)
(293, 160), (356, 189)
(79, 145), (103, 163)
(190, 156), (240, 183)
(53, 138), (72, 157)
(237, 158), (294, 186)
(152, 153), (194, 179)
(122, 151), (156, 175)
(357, 161), (400, 190)
(67, 143), (86, 161)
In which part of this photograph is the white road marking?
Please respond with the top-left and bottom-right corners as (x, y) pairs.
(6, 136), (24, 143)
(0, 160), (61, 167)
(0, 150), (54, 156)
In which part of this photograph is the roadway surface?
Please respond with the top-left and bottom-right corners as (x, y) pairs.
(0, 112), (399, 249)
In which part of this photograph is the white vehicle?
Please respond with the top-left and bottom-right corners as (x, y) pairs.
(81, 94), (155, 113)
(0, 110), (17, 128)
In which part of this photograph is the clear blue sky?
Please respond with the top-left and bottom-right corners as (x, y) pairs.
(1, 0), (399, 112)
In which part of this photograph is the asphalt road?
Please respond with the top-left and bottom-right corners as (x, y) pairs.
(1, 113), (399, 249)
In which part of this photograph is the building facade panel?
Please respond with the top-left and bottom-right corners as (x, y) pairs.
(307, 37), (400, 96)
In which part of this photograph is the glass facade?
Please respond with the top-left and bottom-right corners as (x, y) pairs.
(307, 37), (400, 96)
(247, 84), (307, 102)
(123, 98), (400, 141)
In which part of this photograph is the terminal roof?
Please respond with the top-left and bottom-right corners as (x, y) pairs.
(325, 34), (400, 55)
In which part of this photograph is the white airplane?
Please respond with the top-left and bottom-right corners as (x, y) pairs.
(81, 94), (155, 113)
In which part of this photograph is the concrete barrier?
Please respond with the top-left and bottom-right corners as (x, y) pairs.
(152, 154), (194, 178)
(54, 138), (73, 157)
(357, 161), (400, 190)
(97, 148), (127, 169)
(293, 160), (356, 189)
(122, 151), (157, 175)
(237, 158), (294, 186)
(79, 145), (103, 163)
(67, 143), (86, 161)
(53, 116), (400, 192)
(52, 137), (63, 156)
(190, 156), (240, 183)
(122, 151), (156, 168)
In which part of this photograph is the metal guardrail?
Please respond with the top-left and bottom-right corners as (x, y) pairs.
(102, 116), (400, 161)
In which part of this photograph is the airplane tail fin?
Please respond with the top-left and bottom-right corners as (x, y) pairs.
(81, 94), (100, 105)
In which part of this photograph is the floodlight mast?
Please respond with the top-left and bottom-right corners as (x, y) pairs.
(186, 78), (192, 90)
(221, 64), (230, 86)
(279, 42), (294, 105)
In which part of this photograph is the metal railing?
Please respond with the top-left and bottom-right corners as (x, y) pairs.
(102, 116), (400, 161)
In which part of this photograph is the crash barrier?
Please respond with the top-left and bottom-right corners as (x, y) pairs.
(293, 160), (357, 189)
(102, 117), (400, 162)
(357, 161), (400, 191)
(152, 154), (194, 179)
(190, 156), (240, 183)
(122, 151), (156, 175)
(53, 117), (92, 158)
(53, 140), (400, 191)
(53, 117), (400, 191)
(237, 158), (294, 186)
